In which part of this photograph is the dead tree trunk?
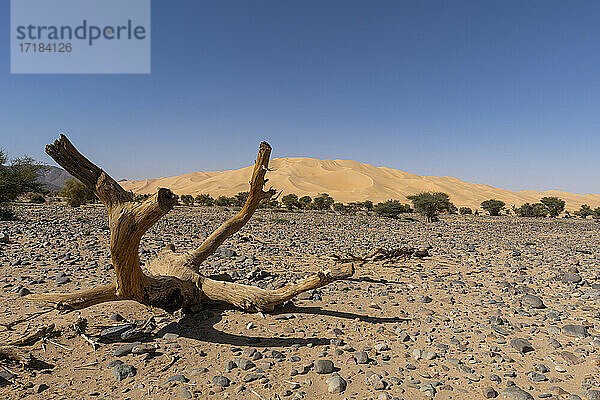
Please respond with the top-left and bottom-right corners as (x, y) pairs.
(27, 135), (355, 313)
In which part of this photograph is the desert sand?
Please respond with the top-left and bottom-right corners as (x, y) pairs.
(2, 204), (600, 399)
(120, 158), (600, 210)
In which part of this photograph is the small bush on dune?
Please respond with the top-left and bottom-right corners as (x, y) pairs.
(459, 207), (472, 215)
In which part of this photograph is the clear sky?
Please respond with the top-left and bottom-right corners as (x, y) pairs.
(2, 1), (599, 194)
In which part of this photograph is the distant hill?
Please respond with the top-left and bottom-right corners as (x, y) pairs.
(118, 157), (600, 210)
(37, 166), (73, 191)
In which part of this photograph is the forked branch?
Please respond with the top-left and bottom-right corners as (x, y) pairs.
(26, 136), (355, 315)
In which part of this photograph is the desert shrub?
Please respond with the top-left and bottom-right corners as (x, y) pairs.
(574, 204), (593, 219)
(0, 150), (45, 204)
(540, 196), (565, 217)
(0, 206), (17, 221)
(282, 194), (300, 210)
(180, 194), (194, 206)
(234, 192), (249, 207)
(60, 178), (96, 207)
(312, 193), (334, 211)
(515, 203), (548, 217)
(459, 207), (472, 215)
(298, 196), (312, 209)
(481, 199), (505, 216)
(215, 196), (233, 206)
(374, 200), (411, 219)
(261, 199), (280, 208)
(355, 200), (373, 211)
(333, 202), (345, 212)
(406, 192), (454, 222)
(195, 194), (214, 206)
(30, 193), (46, 204)
(0, 149), (45, 219)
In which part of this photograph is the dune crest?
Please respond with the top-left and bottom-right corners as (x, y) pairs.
(120, 157), (600, 210)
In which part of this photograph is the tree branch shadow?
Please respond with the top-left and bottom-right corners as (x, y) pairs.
(170, 303), (408, 348)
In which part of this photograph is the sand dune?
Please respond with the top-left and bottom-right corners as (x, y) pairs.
(120, 157), (600, 211)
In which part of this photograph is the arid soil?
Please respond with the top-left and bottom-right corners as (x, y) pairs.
(1, 204), (600, 400)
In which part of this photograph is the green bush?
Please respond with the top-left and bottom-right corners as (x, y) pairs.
(312, 193), (334, 210)
(298, 196), (312, 209)
(195, 193), (214, 206)
(406, 192), (454, 222)
(459, 207), (472, 215)
(282, 194), (300, 210)
(0, 149), (45, 204)
(374, 200), (411, 219)
(575, 204), (593, 219)
(259, 198), (280, 208)
(180, 194), (195, 206)
(215, 196), (233, 206)
(481, 199), (505, 216)
(234, 192), (249, 207)
(30, 193), (46, 204)
(60, 178), (96, 207)
(515, 203), (548, 217)
(540, 197), (565, 217)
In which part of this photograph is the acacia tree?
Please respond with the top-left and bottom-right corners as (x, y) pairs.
(540, 197), (565, 217)
(459, 207), (472, 215)
(406, 192), (454, 222)
(515, 203), (548, 217)
(575, 204), (593, 219)
(0, 149), (46, 219)
(481, 199), (505, 216)
(281, 193), (300, 210)
(27, 136), (355, 313)
(195, 193), (214, 206)
(374, 200), (411, 219)
(298, 195), (312, 209)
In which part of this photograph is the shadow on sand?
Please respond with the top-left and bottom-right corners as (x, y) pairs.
(167, 303), (409, 348)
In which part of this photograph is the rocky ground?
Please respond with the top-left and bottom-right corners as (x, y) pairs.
(1, 204), (600, 400)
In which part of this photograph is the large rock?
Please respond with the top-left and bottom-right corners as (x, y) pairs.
(100, 324), (135, 343)
(510, 338), (534, 354)
(520, 294), (545, 309)
(501, 385), (534, 400)
(562, 324), (588, 338)
(314, 359), (334, 374)
(326, 374), (347, 394)
(562, 272), (582, 284)
(113, 364), (136, 381)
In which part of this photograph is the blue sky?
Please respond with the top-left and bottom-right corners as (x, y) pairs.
(1, 1), (599, 194)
